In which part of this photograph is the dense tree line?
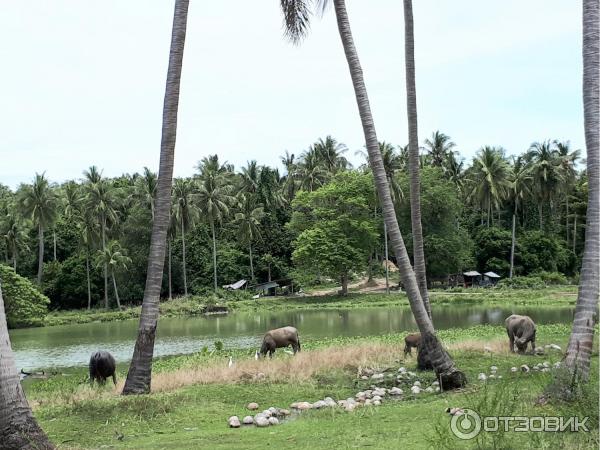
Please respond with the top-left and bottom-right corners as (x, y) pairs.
(0, 133), (587, 310)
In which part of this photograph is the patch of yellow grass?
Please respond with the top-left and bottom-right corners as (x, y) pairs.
(447, 338), (509, 354)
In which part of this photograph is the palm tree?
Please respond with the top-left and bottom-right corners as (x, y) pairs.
(136, 167), (158, 220)
(77, 212), (98, 310)
(297, 146), (328, 191)
(280, 150), (299, 200)
(314, 135), (350, 173)
(2, 208), (29, 271)
(356, 142), (405, 203)
(527, 140), (561, 229)
(555, 141), (581, 243)
(564, 0), (598, 381)
(0, 281), (54, 448)
(239, 160), (260, 195)
(95, 241), (132, 310)
(424, 131), (455, 168)
(172, 178), (197, 296)
(17, 173), (58, 284)
(508, 157), (532, 278)
(83, 171), (119, 308)
(404, 0), (431, 318)
(123, 0), (189, 395)
(468, 146), (511, 226)
(279, 0), (466, 388)
(234, 194), (265, 281)
(196, 157), (235, 291)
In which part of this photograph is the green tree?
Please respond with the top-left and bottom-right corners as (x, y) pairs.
(135, 167), (158, 221)
(17, 173), (58, 284)
(123, 0), (189, 395)
(290, 172), (377, 295)
(424, 131), (455, 168)
(95, 241), (131, 310)
(527, 140), (561, 230)
(314, 135), (350, 173)
(508, 157), (532, 278)
(172, 178), (197, 296)
(234, 194), (265, 281)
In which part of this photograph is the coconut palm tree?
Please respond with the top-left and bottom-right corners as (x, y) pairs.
(239, 160), (260, 195)
(555, 141), (581, 243)
(403, 0), (431, 317)
(135, 167), (158, 220)
(122, 0), (189, 395)
(2, 208), (29, 271)
(196, 156), (235, 291)
(0, 281), (54, 448)
(279, 0), (466, 388)
(314, 135), (350, 173)
(280, 150), (299, 200)
(234, 194), (265, 281)
(17, 173), (58, 284)
(564, 0), (599, 381)
(468, 146), (511, 226)
(424, 131), (455, 168)
(527, 140), (561, 230)
(172, 178), (197, 296)
(297, 146), (328, 191)
(83, 172), (119, 308)
(76, 212), (98, 310)
(508, 157), (532, 278)
(95, 241), (132, 310)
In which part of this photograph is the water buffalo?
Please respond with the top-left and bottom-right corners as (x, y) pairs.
(505, 314), (536, 354)
(89, 351), (116, 385)
(256, 326), (301, 358)
(404, 333), (421, 356)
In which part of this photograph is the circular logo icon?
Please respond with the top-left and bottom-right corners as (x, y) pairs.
(450, 409), (482, 440)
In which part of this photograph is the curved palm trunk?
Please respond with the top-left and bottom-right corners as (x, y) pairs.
(332, 0), (465, 388)
(37, 225), (44, 284)
(211, 220), (218, 291)
(181, 217), (188, 296)
(102, 218), (108, 309)
(112, 270), (122, 310)
(86, 252), (92, 310)
(53, 231), (57, 261)
(403, 0), (431, 319)
(122, 0), (189, 395)
(509, 205), (517, 278)
(564, 0), (599, 381)
(0, 283), (54, 449)
(168, 239), (173, 300)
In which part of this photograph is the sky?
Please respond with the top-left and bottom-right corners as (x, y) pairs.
(0, 1), (584, 190)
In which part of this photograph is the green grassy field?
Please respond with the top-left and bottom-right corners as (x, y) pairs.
(27, 323), (598, 449)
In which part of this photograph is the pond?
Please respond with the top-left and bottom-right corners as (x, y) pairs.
(9, 304), (573, 370)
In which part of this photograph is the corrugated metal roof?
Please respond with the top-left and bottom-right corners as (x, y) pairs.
(254, 281), (279, 290)
(222, 279), (247, 290)
(463, 271), (482, 277)
(484, 271), (501, 278)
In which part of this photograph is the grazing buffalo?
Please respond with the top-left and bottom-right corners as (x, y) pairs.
(505, 315), (536, 354)
(404, 333), (421, 356)
(89, 351), (117, 385)
(257, 326), (301, 358)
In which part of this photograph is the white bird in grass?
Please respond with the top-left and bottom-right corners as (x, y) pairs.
(228, 356), (234, 368)
(283, 349), (294, 355)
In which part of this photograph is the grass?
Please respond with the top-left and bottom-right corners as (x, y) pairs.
(27, 323), (598, 449)
(41, 286), (579, 328)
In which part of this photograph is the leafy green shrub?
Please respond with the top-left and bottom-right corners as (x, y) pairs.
(497, 275), (545, 289)
(531, 271), (569, 285)
(0, 264), (50, 328)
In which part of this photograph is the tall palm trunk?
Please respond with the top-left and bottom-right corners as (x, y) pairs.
(180, 217), (188, 296)
(403, 0), (431, 318)
(566, 195), (570, 243)
(168, 239), (173, 300)
(564, 0), (599, 381)
(86, 252), (92, 310)
(112, 270), (122, 310)
(37, 224), (44, 284)
(384, 221), (389, 294)
(249, 243), (254, 281)
(332, 0), (465, 388)
(53, 230), (57, 261)
(0, 282), (54, 449)
(509, 204), (517, 278)
(573, 215), (578, 253)
(102, 217), (108, 308)
(211, 220), (218, 291)
(122, 0), (189, 395)
(538, 202), (543, 230)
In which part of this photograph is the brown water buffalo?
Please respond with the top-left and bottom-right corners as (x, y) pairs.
(505, 314), (536, 354)
(404, 333), (421, 356)
(257, 326), (301, 358)
(89, 351), (117, 385)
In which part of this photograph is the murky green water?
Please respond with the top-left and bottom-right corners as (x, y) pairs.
(9, 304), (573, 370)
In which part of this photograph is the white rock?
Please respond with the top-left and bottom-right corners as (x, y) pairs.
(345, 403), (357, 412)
(372, 395), (382, 402)
(484, 346), (492, 353)
(520, 365), (530, 372)
(511, 366), (518, 372)
(242, 416), (254, 425)
(312, 400), (327, 409)
(478, 373), (487, 381)
(364, 399), (372, 406)
(408, 371), (417, 378)
(262, 410), (272, 418)
(324, 397), (336, 407)
(295, 402), (312, 410)
(541, 368), (550, 373)
(371, 373), (384, 380)
(255, 416), (270, 427)
(550, 344), (562, 351)
(268, 417), (279, 425)
(373, 389), (386, 397)
(435, 387), (441, 392)
(361, 375), (369, 380)
(247, 402), (259, 411)
(413, 381), (421, 387)
(432, 380), (439, 386)
(553, 362), (561, 368)
(497, 375), (503, 379)
(425, 387), (434, 393)
(373, 400), (381, 406)
(346, 398), (356, 405)
(355, 392), (365, 399)
(398, 367), (407, 373)
(390, 387), (403, 395)
(488, 374), (496, 379)
(411, 386), (421, 394)
(490, 366), (498, 372)
(228, 416), (241, 428)
(279, 409), (291, 416)
(290, 402), (299, 409)
(542, 362), (550, 368)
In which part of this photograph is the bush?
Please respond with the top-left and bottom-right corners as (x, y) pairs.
(0, 264), (50, 328)
(531, 271), (569, 285)
(497, 275), (545, 289)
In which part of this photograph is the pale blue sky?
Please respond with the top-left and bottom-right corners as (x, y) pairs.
(0, 1), (584, 189)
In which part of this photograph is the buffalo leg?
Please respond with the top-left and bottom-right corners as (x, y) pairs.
(112, 373), (117, 385)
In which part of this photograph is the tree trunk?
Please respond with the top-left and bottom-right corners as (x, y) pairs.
(384, 221), (389, 294)
(332, 0), (465, 389)
(0, 282), (54, 449)
(249, 243), (254, 281)
(102, 217), (108, 309)
(267, 262), (272, 282)
(340, 272), (348, 296)
(509, 207), (517, 278)
(566, 195), (570, 244)
(168, 239), (172, 300)
(211, 220), (218, 291)
(86, 252), (92, 310)
(539, 202), (543, 230)
(112, 271), (121, 310)
(564, 0), (599, 381)
(573, 215), (578, 254)
(37, 225), (44, 284)
(12, 254), (16, 272)
(122, 0), (189, 395)
(53, 231), (57, 261)
(403, 0), (431, 319)
(181, 217), (187, 296)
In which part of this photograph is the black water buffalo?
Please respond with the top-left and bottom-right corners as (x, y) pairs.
(89, 351), (116, 385)
(257, 326), (301, 358)
(505, 314), (536, 353)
